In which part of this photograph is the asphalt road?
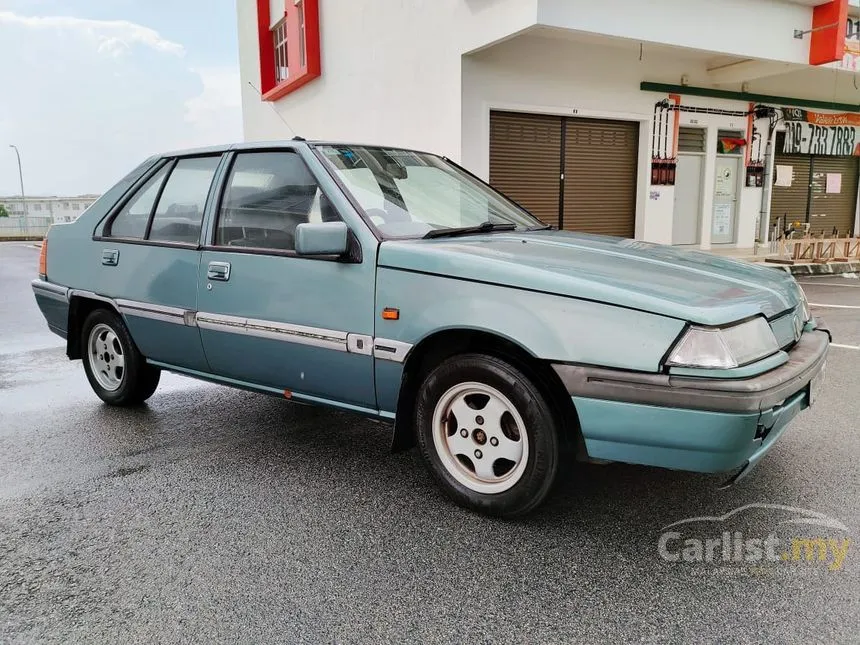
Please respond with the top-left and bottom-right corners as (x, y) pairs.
(1, 241), (859, 644)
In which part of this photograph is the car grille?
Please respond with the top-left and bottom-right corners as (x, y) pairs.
(770, 307), (804, 350)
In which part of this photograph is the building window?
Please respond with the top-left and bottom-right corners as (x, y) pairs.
(297, 0), (306, 69)
(256, 0), (321, 101)
(33, 203), (42, 211)
(62, 202), (70, 209)
(273, 17), (289, 83)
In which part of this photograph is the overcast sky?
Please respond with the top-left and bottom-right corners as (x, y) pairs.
(0, 0), (242, 197)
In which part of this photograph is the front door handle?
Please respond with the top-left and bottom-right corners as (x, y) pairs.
(101, 249), (119, 266)
(207, 261), (231, 281)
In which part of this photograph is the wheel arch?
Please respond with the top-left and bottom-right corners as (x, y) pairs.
(66, 293), (121, 360)
(390, 328), (583, 457)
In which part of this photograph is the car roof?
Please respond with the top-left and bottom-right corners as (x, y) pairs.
(158, 139), (439, 159)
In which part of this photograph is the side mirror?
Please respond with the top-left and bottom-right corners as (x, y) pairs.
(295, 221), (349, 256)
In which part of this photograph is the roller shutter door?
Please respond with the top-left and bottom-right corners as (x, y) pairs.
(770, 132), (858, 236)
(808, 156), (858, 236)
(770, 136), (810, 234)
(563, 118), (638, 237)
(489, 112), (562, 229)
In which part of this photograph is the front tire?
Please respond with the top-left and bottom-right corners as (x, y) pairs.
(81, 308), (160, 406)
(415, 353), (560, 518)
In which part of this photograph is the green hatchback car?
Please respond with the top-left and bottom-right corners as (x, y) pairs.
(32, 140), (830, 517)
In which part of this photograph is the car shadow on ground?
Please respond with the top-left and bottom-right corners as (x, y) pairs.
(69, 381), (820, 558)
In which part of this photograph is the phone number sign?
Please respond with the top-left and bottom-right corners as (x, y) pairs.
(782, 107), (860, 156)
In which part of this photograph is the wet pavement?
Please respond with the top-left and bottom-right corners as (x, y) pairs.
(1, 241), (859, 644)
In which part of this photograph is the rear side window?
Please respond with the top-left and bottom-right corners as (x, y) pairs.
(106, 156), (220, 243)
(215, 151), (339, 252)
(108, 166), (169, 239)
(149, 157), (220, 243)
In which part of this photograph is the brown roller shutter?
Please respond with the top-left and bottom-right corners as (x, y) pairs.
(770, 163), (810, 234)
(770, 132), (858, 237)
(489, 111), (561, 228)
(808, 156), (858, 236)
(563, 118), (638, 237)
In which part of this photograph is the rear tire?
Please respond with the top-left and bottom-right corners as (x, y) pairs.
(415, 353), (560, 518)
(81, 308), (160, 406)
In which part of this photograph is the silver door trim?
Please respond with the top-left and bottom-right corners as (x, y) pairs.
(347, 333), (373, 355)
(31, 279), (70, 302)
(197, 311), (349, 352)
(373, 338), (412, 363)
(116, 299), (195, 326)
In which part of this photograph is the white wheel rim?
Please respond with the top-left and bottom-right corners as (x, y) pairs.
(431, 381), (529, 494)
(88, 323), (126, 392)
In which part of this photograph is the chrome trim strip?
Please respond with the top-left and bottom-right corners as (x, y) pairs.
(196, 312), (247, 329)
(347, 333), (373, 355)
(120, 309), (186, 325)
(116, 298), (193, 326)
(116, 299), (187, 318)
(31, 279), (69, 302)
(373, 338), (412, 363)
(68, 289), (117, 306)
(197, 311), (349, 352)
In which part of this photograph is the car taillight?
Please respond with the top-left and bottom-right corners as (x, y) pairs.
(38, 239), (47, 277)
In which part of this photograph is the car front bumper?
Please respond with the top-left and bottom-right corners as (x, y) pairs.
(551, 324), (830, 477)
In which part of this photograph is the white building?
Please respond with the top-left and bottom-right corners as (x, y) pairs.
(0, 195), (99, 223)
(236, 0), (860, 251)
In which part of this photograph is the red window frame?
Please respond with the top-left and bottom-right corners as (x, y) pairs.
(256, 0), (321, 101)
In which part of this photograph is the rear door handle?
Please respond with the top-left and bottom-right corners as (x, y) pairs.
(207, 261), (231, 281)
(101, 249), (119, 266)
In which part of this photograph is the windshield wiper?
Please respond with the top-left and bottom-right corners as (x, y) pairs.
(423, 221), (517, 239)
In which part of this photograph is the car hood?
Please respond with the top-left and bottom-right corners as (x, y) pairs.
(377, 230), (802, 326)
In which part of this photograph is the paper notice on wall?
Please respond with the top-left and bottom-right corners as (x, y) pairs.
(713, 203), (732, 236)
(826, 173), (842, 194)
(775, 165), (793, 187)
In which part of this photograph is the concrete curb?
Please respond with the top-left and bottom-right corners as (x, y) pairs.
(773, 261), (860, 277)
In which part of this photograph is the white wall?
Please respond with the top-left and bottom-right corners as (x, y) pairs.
(537, 0), (812, 65)
(237, 0), (465, 160)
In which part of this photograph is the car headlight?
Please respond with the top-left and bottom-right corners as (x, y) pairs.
(666, 317), (779, 369)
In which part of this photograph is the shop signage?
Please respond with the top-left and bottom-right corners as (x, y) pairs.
(840, 16), (860, 70)
(782, 108), (860, 156)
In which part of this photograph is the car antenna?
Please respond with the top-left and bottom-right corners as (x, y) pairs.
(246, 81), (303, 140)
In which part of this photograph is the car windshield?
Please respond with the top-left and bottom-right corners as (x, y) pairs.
(314, 144), (545, 238)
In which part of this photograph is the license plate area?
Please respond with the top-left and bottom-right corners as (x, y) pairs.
(809, 361), (826, 407)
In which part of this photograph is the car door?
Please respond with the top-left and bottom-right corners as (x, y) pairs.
(95, 155), (223, 372)
(195, 148), (377, 410)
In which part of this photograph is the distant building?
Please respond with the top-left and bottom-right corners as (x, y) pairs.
(0, 195), (100, 223)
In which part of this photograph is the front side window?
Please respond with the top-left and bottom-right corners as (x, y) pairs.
(148, 157), (220, 244)
(316, 145), (544, 239)
(216, 151), (338, 252)
(108, 166), (170, 239)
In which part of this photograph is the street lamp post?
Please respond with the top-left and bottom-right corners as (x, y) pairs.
(8, 145), (25, 217)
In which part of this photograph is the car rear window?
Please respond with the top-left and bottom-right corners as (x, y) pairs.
(107, 166), (170, 239)
(106, 156), (221, 244)
(148, 157), (220, 244)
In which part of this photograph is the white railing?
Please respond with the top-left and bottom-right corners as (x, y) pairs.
(0, 216), (53, 239)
